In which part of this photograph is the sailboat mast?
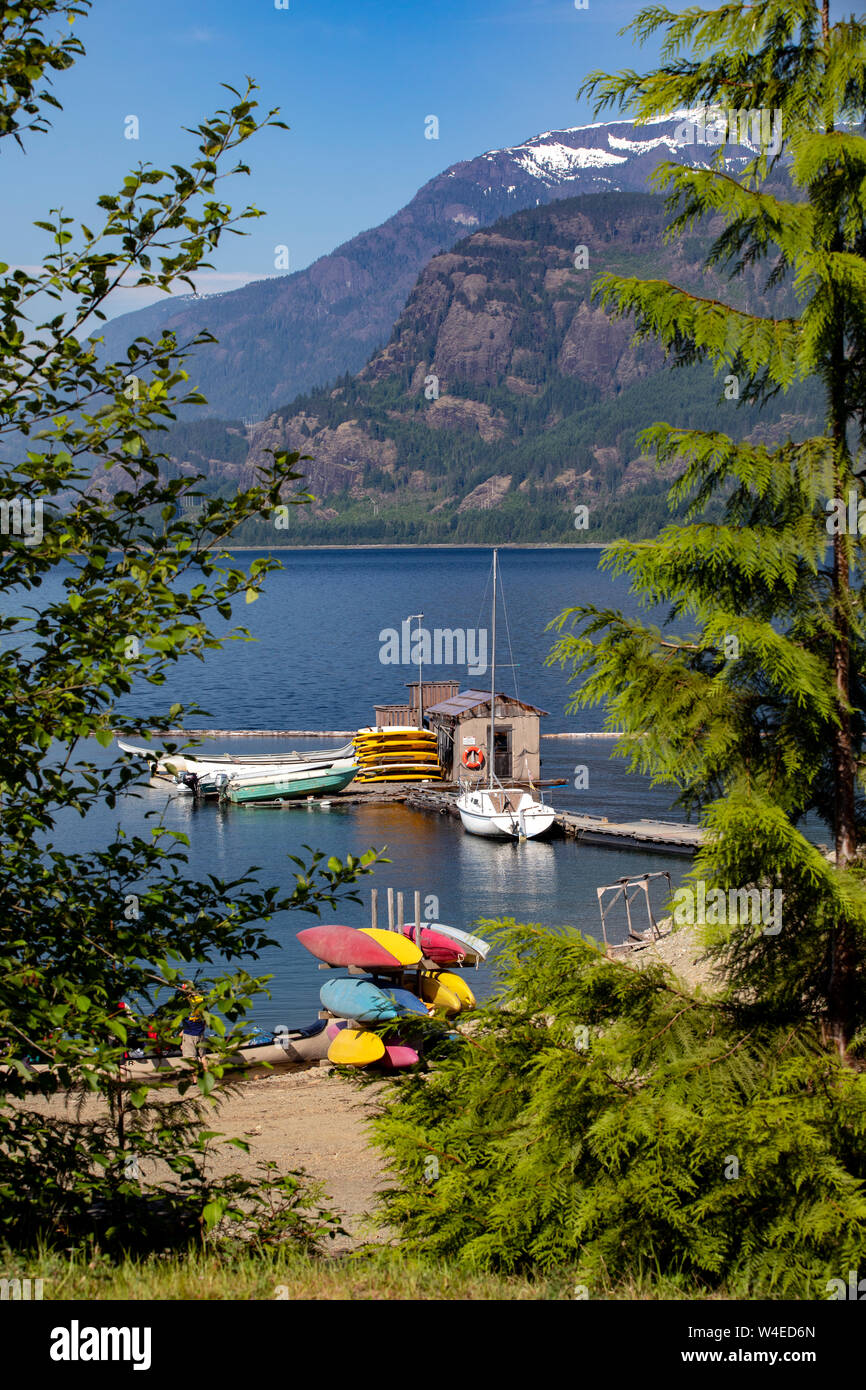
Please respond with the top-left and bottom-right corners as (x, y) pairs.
(488, 548), (497, 786)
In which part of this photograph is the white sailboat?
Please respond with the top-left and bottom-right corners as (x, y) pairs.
(455, 550), (556, 841)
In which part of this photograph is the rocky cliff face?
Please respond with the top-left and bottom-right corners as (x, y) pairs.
(216, 189), (809, 538)
(98, 114), (767, 420)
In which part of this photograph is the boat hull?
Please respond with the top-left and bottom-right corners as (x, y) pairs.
(226, 763), (358, 803)
(320, 977), (402, 1024)
(456, 791), (556, 840)
(409, 922), (490, 961)
(297, 924), (407, 971)
(399, 924), (465, 965)
(327, 1027), (386, 1067)
(118, 739), (355, 785)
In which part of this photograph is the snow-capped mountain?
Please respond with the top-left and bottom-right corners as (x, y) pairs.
(99, 114), (764, 420)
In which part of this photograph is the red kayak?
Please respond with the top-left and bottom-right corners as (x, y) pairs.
(400, 924), (465, 966)
(297, 925), (406, 971)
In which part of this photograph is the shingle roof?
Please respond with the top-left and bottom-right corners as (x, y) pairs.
(426, 689), (548, 717)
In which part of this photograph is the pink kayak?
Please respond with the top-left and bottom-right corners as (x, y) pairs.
(377, 1044), (420, 1070)
(297, 925), (406, 970)
(400, 924), (465, 966)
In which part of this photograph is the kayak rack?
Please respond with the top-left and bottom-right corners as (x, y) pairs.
(597, 871), (672, 956)
(314, 888), (477, 1035)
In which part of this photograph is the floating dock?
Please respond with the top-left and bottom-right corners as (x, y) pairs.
(401, 789), (703, 855)
(237, 786), (703, 852)
(555, 812), (704, 854)
(158, 728), (356, 738)
(136, 728), (630, 741)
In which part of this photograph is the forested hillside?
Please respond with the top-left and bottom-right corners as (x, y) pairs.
(149, 191), (814, 545)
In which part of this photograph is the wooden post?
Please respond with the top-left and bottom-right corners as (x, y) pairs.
(414, 890), (422, 951)
(396, 891), (404, 933)
(371, 888), (378, 932)
(387, 887), (395, 933)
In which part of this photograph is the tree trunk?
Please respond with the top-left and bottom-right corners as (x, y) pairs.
(829, 348), (857, 1055)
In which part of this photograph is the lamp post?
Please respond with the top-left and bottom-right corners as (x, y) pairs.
(407, 613), (424, 728)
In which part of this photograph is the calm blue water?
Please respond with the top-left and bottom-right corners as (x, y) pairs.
(16, 547), (693, 1028)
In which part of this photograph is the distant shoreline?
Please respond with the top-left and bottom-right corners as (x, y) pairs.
(216, 543), (608, 552)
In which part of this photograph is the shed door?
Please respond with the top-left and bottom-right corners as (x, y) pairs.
(493, 727), (511, 779)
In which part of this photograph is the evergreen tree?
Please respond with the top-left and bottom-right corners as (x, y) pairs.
(368, 922), (866, 1292)
(367, 2), (866, 1287)
(549, 0), (866, 1055)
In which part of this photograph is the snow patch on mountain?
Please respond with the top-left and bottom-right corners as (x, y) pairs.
(512, 142), (628, 180)
(607, 133), (682, 155)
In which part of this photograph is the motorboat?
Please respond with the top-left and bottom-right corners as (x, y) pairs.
(117, 738), (356, 797)
(217, 757), (359, 803)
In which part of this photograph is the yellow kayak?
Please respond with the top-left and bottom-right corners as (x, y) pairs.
(327, 1028), (386, 1066)
(354, 737), (437, 748)
(355, 749), (441, 760)
(418, 974), (462, 1015)
(355, 727), (436, 739)
(355, 774), (443, 783)
(353, 739), (436, 750)
(423, 970), (476, 1010)
(360, 928), (423, 965)
(356, 761), (441, 770)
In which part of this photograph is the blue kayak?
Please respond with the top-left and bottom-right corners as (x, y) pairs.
(320, 977), (402, 1023)
(381, 986), (430, 1017)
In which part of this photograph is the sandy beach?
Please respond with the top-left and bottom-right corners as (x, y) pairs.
(204, 1067), (388, 1248)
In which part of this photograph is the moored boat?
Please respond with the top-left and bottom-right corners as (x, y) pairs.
(117, 738), (356, 796)
(456, 784), (556, 840)
(454, 550), (554, 841)
(221, 758), (358, 803)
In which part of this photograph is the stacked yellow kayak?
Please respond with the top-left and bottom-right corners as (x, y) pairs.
(352, 726), (444, 783)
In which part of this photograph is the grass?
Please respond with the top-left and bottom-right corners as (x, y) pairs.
(0, 1245), (740, 1301)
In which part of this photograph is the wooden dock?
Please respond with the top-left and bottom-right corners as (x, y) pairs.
(556, 812), (704, 854)
(402, 788), (702, 854)
(158, 728), (356, 738)
(204, 775), (703, 854)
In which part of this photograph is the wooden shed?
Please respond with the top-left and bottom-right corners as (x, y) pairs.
(373, 681), (460, 729)
(425, 689), (548, 784)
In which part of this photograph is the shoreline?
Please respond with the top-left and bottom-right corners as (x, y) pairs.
(219, 542), (607, 551)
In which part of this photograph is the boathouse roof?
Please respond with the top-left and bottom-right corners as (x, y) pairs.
(426, 689), (548, 718)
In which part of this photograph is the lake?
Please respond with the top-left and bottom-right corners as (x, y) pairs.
(24, 547), (693, 1028)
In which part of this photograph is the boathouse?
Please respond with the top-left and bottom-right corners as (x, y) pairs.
(425, 689), (548, 784)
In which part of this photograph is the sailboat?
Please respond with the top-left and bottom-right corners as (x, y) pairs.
(454, 550), (556, 841)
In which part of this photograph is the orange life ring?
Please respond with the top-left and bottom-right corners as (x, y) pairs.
(462, 745), (485, 771)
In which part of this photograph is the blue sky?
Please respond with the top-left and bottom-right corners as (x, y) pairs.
(3, 0), (661, 317)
